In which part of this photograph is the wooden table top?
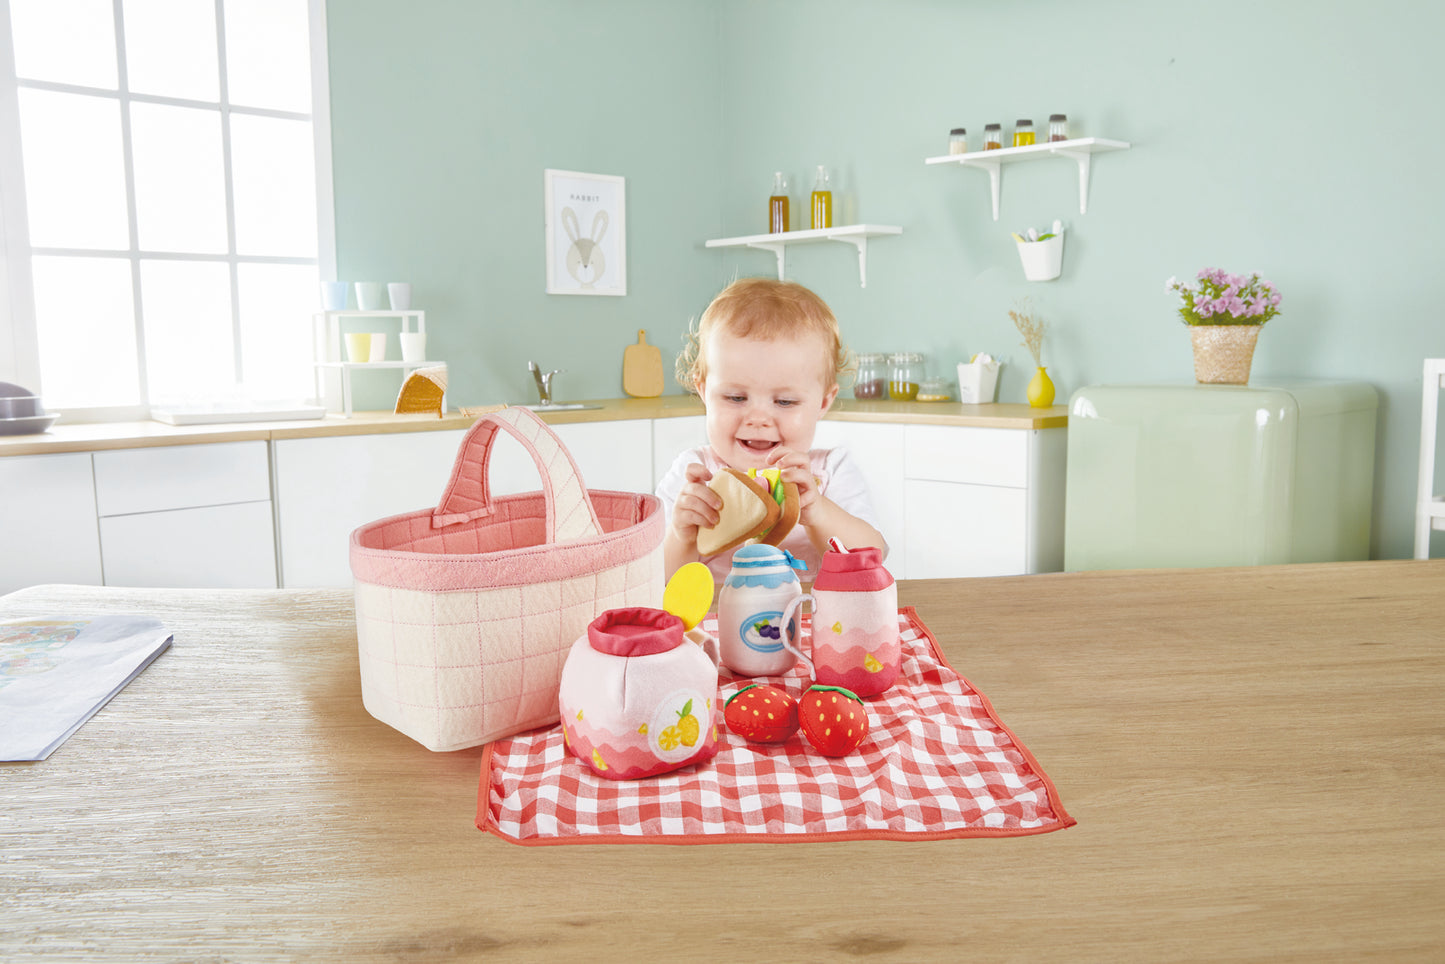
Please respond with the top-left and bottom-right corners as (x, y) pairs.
(3, 561), (1442, 962)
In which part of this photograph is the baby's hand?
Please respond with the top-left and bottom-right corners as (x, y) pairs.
(766, 448), (821, 525)
(670, 462), (721, 543)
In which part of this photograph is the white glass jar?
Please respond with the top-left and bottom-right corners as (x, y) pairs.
(949, 128), (967, 154)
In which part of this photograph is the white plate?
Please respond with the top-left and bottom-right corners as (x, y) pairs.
(0, 413), (59, 435)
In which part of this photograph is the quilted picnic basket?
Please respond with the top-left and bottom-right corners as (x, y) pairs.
(349, 406), (664, 751)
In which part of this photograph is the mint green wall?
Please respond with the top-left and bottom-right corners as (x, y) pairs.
(328, 0), (1445, 560)
(325, 0), (724, 407)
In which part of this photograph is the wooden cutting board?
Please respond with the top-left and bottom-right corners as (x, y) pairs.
(622, 329), (664, 397)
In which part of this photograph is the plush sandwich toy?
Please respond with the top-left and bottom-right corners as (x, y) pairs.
(696, 467), (801, 556)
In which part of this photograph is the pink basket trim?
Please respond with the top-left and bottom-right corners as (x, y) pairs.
(431, 408), (601, 541)
(351, 491), (662, 591)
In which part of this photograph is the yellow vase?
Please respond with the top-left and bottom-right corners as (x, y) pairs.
(1027, 366), (1055, 408)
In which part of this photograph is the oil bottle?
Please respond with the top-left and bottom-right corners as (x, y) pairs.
(768, 172), (790, 233)
(810, 165), (832, 230)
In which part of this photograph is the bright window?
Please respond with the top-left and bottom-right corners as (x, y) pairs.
(0, 0), (334, 415)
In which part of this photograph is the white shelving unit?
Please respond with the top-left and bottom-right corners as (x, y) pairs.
(925, 137), (1131, 221)
(312, 310), (440, 417)
(705, 223), (902, 288)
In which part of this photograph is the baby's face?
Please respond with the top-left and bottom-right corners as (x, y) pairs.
(697, 329), (838, 469)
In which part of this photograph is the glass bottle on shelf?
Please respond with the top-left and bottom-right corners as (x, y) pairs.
(1013, 119), (1035, 147)
(888, 352), (923, 401)
(984, 124), (1002, 150)
(949, 128), (968, 154)
(810, 165), (833, 230)
(768, 172), (790, 234)
(1049, 113), (1069, 142)
(853, 353), (886, 400)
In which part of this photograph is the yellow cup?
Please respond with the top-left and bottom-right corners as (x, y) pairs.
(344, 333), (372, 362)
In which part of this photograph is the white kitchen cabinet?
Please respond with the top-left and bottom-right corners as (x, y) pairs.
(273, 429), (467, 588)
(99, 501), (277, 588)
(273, 419), (653, 588)
(651, 415), (707, 489)
(901, 424), (1066, 579)
(0, 452), (103, 594)
(93, 441), (271, 515)
(91, 442), (277, 589)
(813, 419), (907, 571)
(526, 420), (652, 495)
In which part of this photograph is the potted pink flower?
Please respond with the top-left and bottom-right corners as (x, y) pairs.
(1165, 269), (1283, 384)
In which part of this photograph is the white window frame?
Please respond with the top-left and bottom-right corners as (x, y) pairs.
(0, 0), (336, 420)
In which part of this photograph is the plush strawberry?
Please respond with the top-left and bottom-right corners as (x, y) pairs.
(798, 685), (870, 757)
(723, 684), (799, 744)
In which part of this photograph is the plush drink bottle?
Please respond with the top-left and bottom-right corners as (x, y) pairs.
(781, 546), (899, 697)
(717, 544), (805, 677)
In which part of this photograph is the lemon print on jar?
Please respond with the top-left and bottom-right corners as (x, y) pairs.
(864, 653), (883, 673)
(650, 689), (709, 760)
(591, 748), (609, 771)
(675, 699), (700, 747)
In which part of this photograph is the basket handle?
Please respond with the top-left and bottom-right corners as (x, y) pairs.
(430, 406), (603, 542)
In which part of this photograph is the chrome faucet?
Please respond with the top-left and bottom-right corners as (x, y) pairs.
(529, 361), (563, 406)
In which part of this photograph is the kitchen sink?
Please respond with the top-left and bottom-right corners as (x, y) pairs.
(520, 403), (603, 412)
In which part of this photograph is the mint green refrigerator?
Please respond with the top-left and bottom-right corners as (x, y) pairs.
(1064, 381), (1377, 571)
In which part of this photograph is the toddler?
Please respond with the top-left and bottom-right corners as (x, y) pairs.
(657, 277), (886, 584)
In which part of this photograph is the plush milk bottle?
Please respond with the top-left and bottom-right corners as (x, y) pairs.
(717, 544), (806, 677)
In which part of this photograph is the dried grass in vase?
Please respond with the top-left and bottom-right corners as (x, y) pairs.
(1009, 303), (1047, 366)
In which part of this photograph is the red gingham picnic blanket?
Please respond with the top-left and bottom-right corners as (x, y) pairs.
(477, 607), (1073, 845)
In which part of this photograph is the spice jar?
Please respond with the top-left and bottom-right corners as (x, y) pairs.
(1013, 119), (1035, 147)
(887, 352), (923, 401)
(917, 376), (954, 403)
(983, 124), (1002, 150)
(949, 128), (967, 155)
(1049, 113), (1069, 143)
(853, 353), (886, 400)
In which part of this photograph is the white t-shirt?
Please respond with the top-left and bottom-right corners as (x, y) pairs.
(655, 445), (882, 585)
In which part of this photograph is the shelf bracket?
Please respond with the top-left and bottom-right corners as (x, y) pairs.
(830, 234), (872, 288)
(1055, 149), (1093, 214)
(745, 240), (787, 280)
(976, 159), (1002, 221)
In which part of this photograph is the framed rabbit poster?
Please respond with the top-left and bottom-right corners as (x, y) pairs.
(544, 169), (627, 296)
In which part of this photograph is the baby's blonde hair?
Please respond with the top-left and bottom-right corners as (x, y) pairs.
(676, 277), (852, 394)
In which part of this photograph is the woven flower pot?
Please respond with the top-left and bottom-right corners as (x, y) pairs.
(1190, 325), (1261, 385)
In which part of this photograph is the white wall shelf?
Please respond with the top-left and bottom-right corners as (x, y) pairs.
(925, 137), (1131, 221)
(705, 224), (902, 287)
(313, 310), (438, 417)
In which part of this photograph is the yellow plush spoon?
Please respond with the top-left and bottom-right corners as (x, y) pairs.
(663, 562), (714, 631)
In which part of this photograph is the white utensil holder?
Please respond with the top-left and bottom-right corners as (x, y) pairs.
(957, 359), (1001, 404)
(1016, 221), (1064, 282)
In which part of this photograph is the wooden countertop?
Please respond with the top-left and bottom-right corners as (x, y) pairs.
(0, 396), (1068, 456)
(3, 560), (1442, 961)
